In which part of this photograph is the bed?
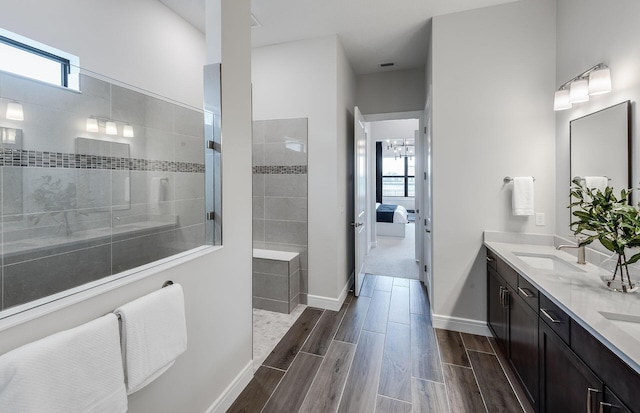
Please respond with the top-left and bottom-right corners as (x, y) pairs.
(376, 203), (409, 238)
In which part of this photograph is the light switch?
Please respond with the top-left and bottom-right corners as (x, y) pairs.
(536, 213), (545, 226)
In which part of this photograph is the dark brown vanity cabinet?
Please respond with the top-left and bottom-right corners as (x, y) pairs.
(539, 319), (603, 413)
(487, 253), (539, 409)
(486, 250), (639, 413)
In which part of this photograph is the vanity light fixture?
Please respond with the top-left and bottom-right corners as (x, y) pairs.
(86, 116), (99, 132)
(105, 121), (118, 135)
(122, 124), (134, 138)
(554, 63), (612, 111)
(6, 101), (24, 121)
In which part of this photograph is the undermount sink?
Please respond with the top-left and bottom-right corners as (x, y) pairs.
(514, 252), (585, 273)
(599, 311), (640, 341)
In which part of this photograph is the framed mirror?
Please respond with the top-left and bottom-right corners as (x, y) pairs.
(570, 101), (631, 219)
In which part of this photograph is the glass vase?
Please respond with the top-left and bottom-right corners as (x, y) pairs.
(599, 252), (639, 293)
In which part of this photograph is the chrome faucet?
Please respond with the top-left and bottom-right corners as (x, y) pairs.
(556, 238), (586, 264)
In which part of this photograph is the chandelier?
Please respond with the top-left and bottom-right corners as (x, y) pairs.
(386, 139), (414, 160)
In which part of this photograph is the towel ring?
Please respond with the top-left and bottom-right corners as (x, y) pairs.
(162, 280), (174, 288)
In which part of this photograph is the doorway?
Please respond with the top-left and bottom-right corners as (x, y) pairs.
(360, 113), (423, 281)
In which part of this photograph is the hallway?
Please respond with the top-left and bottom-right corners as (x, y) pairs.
(229, 275), (529, 413)
(362, 223), (419, 280)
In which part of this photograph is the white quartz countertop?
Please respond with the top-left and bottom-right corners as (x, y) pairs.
(484, 233), (640, 375)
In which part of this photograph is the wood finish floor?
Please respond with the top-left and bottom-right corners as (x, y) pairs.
(228, 274), (530, 413)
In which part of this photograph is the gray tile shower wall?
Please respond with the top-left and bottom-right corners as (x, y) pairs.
(0, 71), (206, 311)
(252, 118), (309, 305)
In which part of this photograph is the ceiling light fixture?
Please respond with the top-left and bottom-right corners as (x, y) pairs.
(6, 101), (24, 121)
(105, 121), (118, 135)
(554, 63), (611, 111)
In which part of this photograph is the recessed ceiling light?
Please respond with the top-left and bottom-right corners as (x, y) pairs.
(380, 62), (395, 68)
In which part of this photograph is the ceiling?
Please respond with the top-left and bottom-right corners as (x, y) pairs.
(159, 0), (518, 75)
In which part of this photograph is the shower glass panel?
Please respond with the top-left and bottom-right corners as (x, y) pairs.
(0, 64), (221, 317)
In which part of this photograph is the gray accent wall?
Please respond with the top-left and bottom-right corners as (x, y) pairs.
(252, 118), (309, 304)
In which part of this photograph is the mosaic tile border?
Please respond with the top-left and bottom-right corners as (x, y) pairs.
(253, 165), (307, 175)
(0, 149), (205, 173)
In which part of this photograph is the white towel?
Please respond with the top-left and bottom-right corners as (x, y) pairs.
(115, 284), (187, 394)
(585, 176), (608, 193)
(512, 176), (535, 216)
(0, 314), (127, 413)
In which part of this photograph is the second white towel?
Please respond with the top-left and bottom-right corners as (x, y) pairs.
(115, 283), (187, 394)
(512, 176), (535, 216)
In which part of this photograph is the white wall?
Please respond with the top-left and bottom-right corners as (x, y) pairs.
(369, 119), (419, 142)
(357, 68), (425, 115)
(555, 0), (640, 240)
(430, 0), (556, 331)
(252, 35), (355, 306)
(0, 1), (253, 412)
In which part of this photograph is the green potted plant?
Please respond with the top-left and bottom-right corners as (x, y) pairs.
(570, 178), (640, 292)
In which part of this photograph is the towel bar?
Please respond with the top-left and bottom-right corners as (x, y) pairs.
(504, 176), (535, 184)
(572, 176), (611, 182)
(115, 281), (174, 320)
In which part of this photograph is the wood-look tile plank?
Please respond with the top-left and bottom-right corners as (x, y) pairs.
(360, 274), (377, 297)
(488, 337), (536, 413)
(388, 285), (410, 325)
(335, 296), (371, 344)
(412, 377), (450, 413)
(411, 314), (443, 382)
(393, 277), (410, 287)
(301, 303), (348, 356)
(298, 341), (356, 413)
(435, 329), (470, 367)
(461, 333), (494, 353)
(337, 330), (385, 413)
(409, 280), (430, 315)
(378, 322), (412, 402)
(262, 352), (324, 413)
(375, 395), (412, 413)
(375, 275), (394, 292)
(227, 366), (284, 413)
(263, 307), (323, 370)
(443, 364), (486, 413)
(344, 291), (354, 304)
(362, 290), (391, 333)
(468, 350), (523, 413)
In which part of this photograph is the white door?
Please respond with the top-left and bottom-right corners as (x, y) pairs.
(353, 106), (367, 296)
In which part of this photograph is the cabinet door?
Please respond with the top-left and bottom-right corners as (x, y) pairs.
(488, 266), (509, 353)
(599, 387), (633, 413)
(509, 286), (539, 410)
(539, 320), (603, 413)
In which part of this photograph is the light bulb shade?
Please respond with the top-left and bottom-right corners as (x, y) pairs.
(553, 89), (572, 111)
(588, 67), (612, 95)
(105, 121), (118, 135)
(86, 117), (99, 132)
(6, 102), (24, 121)
(569, 78), (590, 103)
(123, 124), (134, 138)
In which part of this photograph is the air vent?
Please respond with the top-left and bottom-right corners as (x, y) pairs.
(251, 13), (261, 28)
(380, 62), (395, 68)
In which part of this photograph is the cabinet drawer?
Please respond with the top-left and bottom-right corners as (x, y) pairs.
(486, 249), (498, 271)
(517, 275), (539, 313)
(496, 256), (518, 289)
(602, 387), (633, 413)
(539, 294), (570, 344)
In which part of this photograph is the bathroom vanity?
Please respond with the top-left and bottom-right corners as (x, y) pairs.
(485, 232), (640, 413)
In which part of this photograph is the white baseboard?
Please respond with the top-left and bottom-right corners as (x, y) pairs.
(432, 314), (491, 336)
(206, 360), (253, 413)
(307, 273), (354, 311)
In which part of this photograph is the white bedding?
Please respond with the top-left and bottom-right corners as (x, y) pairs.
(376, 203), (409, 224)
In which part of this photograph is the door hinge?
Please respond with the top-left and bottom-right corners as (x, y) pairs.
(424, 265), (427, 272)
(206, 211), (215, 221)
(207, 140), (221, 151)
(424, 219), (427, 226)
(424, 172), (427, 180)
(424, 126), (427, 134)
